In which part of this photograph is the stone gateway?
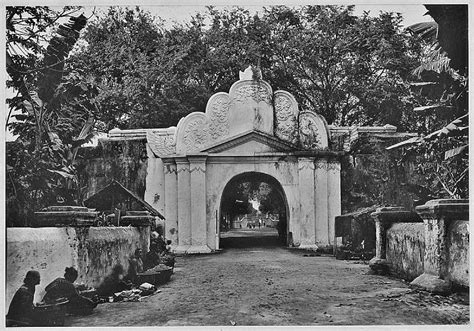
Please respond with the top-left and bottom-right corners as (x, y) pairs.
(119, 67), (343, 253)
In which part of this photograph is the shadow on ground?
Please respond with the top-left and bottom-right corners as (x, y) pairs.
(220, 235), (282, 248)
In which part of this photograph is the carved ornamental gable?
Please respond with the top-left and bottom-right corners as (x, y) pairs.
(207, 93), (231, 142)
(176, 113), (210, 154)
(233, 84), (272, 105)
(274, 91), (299, 145)
(228, 80), (274, 136)
(173, 71), (333, 156)
(299, 112), (329, 150)
(147, 129), (176, 157)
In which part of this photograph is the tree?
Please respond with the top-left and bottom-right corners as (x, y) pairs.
(67, 5), (422, 130)
(6, 7), (89, 225)
(389, 5), (468, 199)
(66, 7), (193, 130)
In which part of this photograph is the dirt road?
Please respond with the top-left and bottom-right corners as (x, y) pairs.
(66, 231), (469, 327)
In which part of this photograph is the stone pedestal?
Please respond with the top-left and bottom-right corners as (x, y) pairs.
(163, 160), (178, 246)
(175, 158), (191, 253)
(410, 199), (469, 294)
(369, 207), (420, 274)
(187, 156), (211, 254)
(297, 157), (318, 250)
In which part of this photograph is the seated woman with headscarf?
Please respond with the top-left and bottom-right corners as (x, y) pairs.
(6, 270), (41, 326)
(43, 267), (97, 315)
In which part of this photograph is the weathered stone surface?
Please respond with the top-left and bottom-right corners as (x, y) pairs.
(6, 226), (150, 308)
(386, 222), (425, 280)
(373, 199), (469, 291)
(299, 112), (329, 150)
(447, 220), (469, 287)
(6, 228), (77, 305)
(410, 273), (451, 295)
(274, 90), (299, 145)
(34, 206), (98, 227)
(416, 199), (469, 290)
(416, 199), (469, 221)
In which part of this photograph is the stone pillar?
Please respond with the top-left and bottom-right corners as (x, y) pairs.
(174, 158), (191, 253)
(297, 157), (318, 250)
(411, 199), (469, 294)
(187, 156), (211, 254)
(369, 207), (421, 274)
(327, 160), (341, 247)
(314, 158), (329, 246)
(163, 159), (178, 247)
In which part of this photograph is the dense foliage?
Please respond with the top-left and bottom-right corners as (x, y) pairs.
(67, 5), (422, 131)
(11, 5), (464, 226)
(396, 5), (468, 199)
(6, 7), (89, 225)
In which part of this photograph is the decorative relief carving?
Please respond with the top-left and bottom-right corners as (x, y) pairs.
(189, 166), (206, 173)
(234, 85), (271, 105)
(274, 92), (298, 144)
(182, 117), (209, 153)
(314, 159), (328, 170)
(164, 163), (177, 175)
(299, 113), (322, 150)
(147, 131), (176, 157)
(176, 164), (189, 173)
(208, 94), (231, 141)
(298, 158), (316, 171)
(328, 161), (341, 172)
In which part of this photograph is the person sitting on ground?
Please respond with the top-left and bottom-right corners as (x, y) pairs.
(43, 267), (97, 315)
(159, 240), (176, 269)
(155, 234), (166, 253)
(126, 248), (144, 285)
(144, 243), (161, 270)
(96, 264), (131, 298)
(6, 270), (41, 326)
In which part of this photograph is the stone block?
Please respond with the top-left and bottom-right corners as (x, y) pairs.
(34, 206), (98, 227)
(410, 273), (451, 295)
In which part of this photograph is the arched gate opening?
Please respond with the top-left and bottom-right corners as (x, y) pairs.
(218, 172), (289, 248)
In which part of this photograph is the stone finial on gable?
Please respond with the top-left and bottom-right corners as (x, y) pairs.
(239, 65), (262, 81)
(239, 65), (253, 80)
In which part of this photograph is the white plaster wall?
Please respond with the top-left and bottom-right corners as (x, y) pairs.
(6, 226), (149, 309)
(327, 163), (341, 245)
(144, 149), (165, 216)
(6, 228), (77, 306)
(205, 158), (300, 249)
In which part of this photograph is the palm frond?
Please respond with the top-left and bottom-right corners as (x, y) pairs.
(37, 14), (87, 103)
(407, 22), (438, 43)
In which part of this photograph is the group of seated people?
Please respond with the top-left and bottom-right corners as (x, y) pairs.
(147, 231), (175, 269)
(7, 234), (175, 326)
(6, 267), (98, 326)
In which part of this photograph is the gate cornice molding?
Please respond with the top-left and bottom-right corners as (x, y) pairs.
(202, 129), (297, 154)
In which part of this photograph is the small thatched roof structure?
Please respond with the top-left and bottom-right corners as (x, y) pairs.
(83, 180), (165, 219)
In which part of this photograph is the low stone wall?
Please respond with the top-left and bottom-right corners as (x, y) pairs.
(6, 226), (149, 308)
(446, 220), (469, 287)
(370, 200), (469, 294)
(386, 223), (425, 280)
